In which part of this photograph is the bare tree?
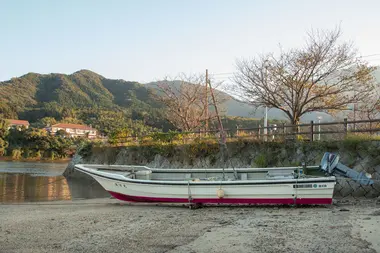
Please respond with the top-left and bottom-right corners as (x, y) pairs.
(348, 95), (380, 121)
(345, 90), (380, 131)
(233, 27), (375, 125)
(151, 73), (227, 132)
(359, 100), (380, 121)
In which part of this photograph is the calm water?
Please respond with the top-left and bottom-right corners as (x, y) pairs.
(0, 161), (109, 203)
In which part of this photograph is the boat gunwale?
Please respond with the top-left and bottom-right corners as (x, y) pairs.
(76, 164), (320, 173)
(75, 164), (336, 186)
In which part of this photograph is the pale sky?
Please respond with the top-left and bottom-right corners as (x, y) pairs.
(1, 0), (380, 83)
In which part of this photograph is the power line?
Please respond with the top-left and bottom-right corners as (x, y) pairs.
(358, 54), (380, 58)
(210, 53), (380, 78)
(212, 72), (235, 76)
(365, 58), (380, 62)
(212, 76), (234, 80)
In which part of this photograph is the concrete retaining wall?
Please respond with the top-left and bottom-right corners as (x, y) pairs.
(64, 140), (380, 198)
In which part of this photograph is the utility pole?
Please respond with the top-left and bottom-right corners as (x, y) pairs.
(205, 69), (209, 131)
(353, 103), (356, 131)
(208, 78), (238, 180)
(317, 116), (322, 141)
(353, 89), (357, 131)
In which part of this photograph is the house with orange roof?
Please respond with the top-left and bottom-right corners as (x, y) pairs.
(48, 123), (97, 139)
(5, 119), (30, 130)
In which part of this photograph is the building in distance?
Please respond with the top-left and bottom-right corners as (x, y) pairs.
(48, 123), (97, 139)
(5, 119), (30, 130)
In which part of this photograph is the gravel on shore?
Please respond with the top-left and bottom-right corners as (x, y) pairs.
(1, 199), (379, 253)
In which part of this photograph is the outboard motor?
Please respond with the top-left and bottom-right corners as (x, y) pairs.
(320, 152), (374, 186)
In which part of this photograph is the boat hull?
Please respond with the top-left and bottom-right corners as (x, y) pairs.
(107, 191), (333, 205)
(75, 165), (335, 205)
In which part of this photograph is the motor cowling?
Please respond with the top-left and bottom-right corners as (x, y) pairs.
(320, 152), (374, 186)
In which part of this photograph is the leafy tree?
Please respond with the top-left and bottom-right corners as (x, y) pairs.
(48, 136), (73, 158)
(62, 108), (77, 118)
(0, 101), (17, 119)
(0, 138), (7, 156)
(41, 117), (57, 127)
(30, 117), (57, 128)
(0, 119), (9, 139)
(60, 117), (83, 124)
(108, 127), (132, 144)
(3, 126), (75, 159)
(55, 129), (69, 137)
(0, 120), (9, 155)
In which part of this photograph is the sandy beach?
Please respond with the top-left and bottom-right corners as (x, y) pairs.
(1, 199), (379, 253)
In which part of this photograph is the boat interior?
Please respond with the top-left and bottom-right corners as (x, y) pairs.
(79, 164), (322, 181)
(76, 153), (374, 185)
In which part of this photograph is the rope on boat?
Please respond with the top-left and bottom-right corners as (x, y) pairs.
(294, 177), (298, 205)
(187, 181), (192, 205)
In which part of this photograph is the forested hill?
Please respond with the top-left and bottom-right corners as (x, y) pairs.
(0, 70), (160, 113)
(0, 70), (263, 135)
(0, 70), (170, 134)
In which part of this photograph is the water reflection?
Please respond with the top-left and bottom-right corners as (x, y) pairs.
(0, 174), (71, 202)
(0, 161), (68, 176)
(0, 161), (110, 203)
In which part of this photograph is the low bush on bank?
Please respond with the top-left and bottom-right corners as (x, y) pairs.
(0, 127), (90, 160)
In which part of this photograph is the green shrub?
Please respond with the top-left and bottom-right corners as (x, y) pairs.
(253, 154), (268, 167)
(78, 142), (93, 158)
(188, 139), (220, 158)
(150, 131), (183, 143)
(11, 149), (22, 159)
(22, 148), (31, 158)
(35, 150), (42, 159)
(341, 134), (370, 151)
(49, 151), (56, 160)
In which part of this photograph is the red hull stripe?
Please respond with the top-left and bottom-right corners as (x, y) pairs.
(108, 191), (332, 205)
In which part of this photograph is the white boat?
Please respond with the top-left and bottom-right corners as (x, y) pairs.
(75, 164), (337, 206)
(75, 153), (373, 206)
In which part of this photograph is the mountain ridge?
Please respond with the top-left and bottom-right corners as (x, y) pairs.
(2, 68), (379, 130)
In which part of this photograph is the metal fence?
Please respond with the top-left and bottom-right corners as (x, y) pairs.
(235, 118), (380, 142)
(112, 118), (380, 144)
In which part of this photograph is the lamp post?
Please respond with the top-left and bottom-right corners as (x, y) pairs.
(317, 116), (322, 141)
(263, 106), (268, 141)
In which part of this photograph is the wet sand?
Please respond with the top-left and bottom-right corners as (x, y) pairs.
(1, 199), (379, 253)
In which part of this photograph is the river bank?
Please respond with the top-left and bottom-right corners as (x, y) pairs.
(1, 199), (379, 253)
(0, 161), (110, 203)
(0, 156), (71, 163)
